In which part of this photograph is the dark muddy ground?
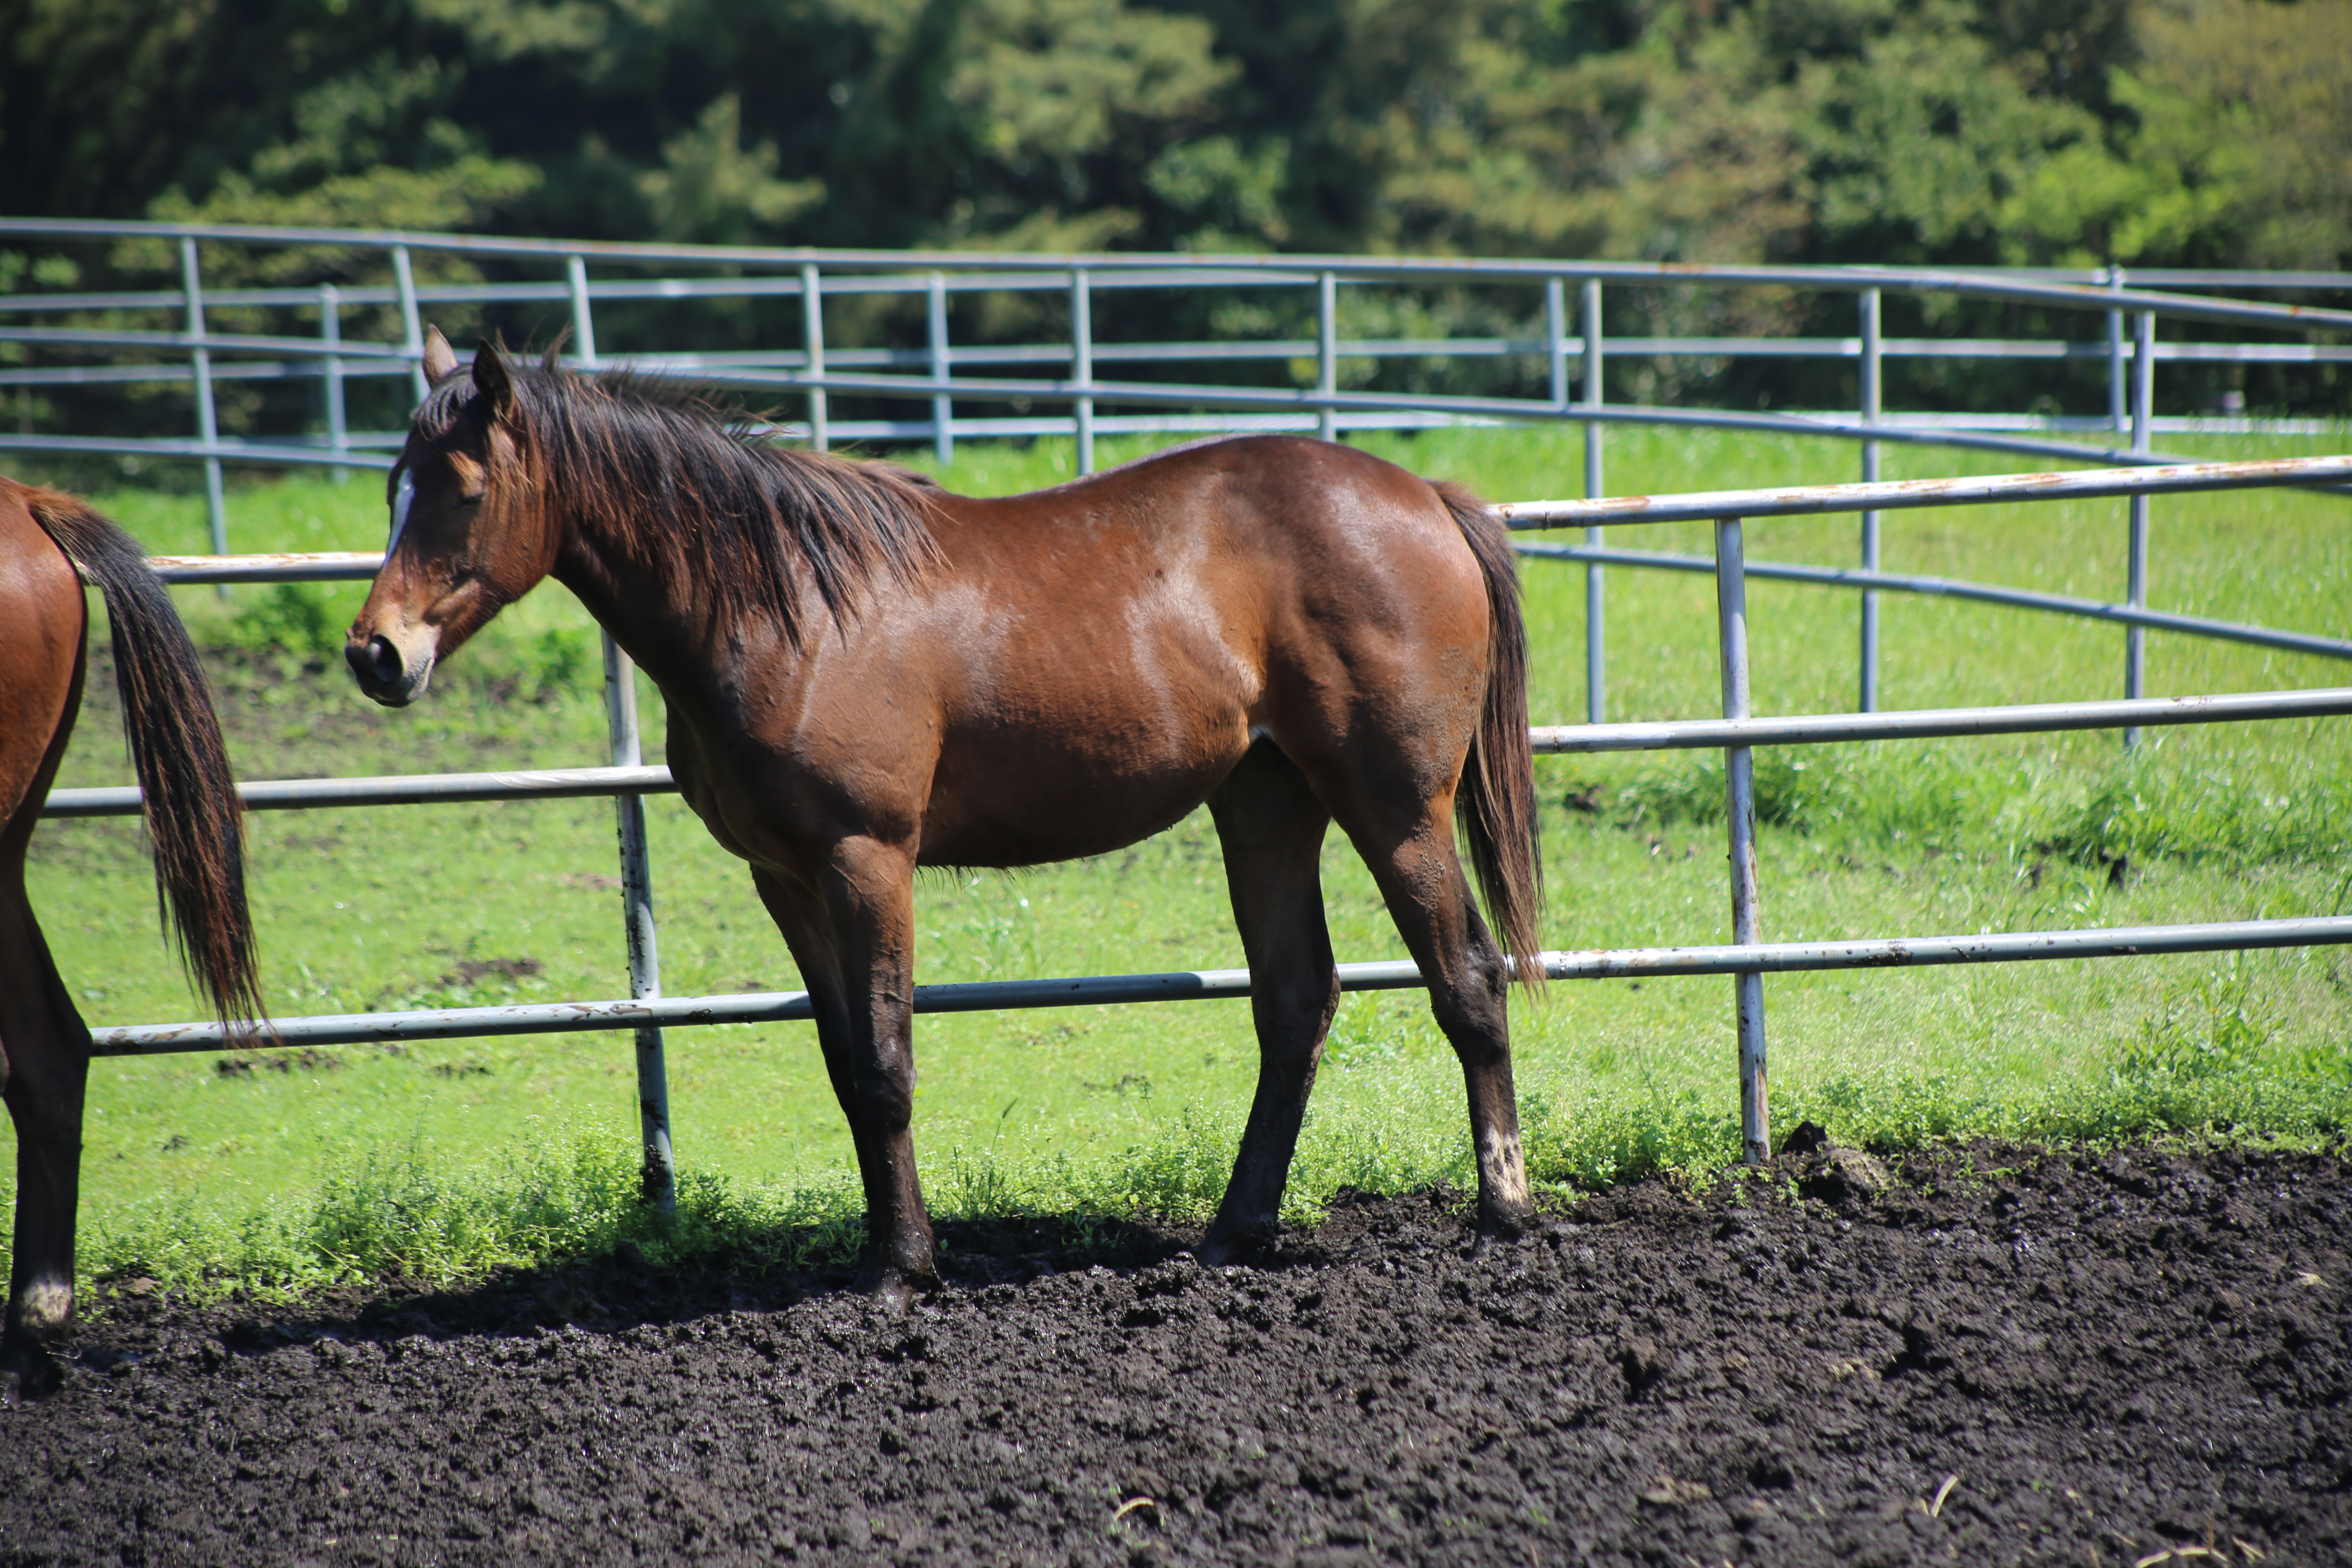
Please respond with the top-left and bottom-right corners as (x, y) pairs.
(5, 1136), (2348, 1567)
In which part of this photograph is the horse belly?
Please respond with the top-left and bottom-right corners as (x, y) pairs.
(917, 718), (1247, 869)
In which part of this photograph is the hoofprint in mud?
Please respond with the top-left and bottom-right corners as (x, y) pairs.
(5, 1139), (2347, 1566)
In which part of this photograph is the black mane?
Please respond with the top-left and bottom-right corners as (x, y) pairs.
(419, 359), (940, 647)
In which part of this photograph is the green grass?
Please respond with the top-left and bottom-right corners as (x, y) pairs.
(11, 422), (2352, 1297)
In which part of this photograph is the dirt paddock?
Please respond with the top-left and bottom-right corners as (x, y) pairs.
(4, 1137), (2348, 1567)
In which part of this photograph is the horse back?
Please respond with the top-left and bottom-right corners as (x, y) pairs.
(849, 437), (1496, 865)
(926, 435), (1489, 638)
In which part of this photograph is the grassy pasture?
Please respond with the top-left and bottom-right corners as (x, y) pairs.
(10, 421), (2352, 1294)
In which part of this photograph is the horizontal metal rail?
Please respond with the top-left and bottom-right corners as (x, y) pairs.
(5, 271), (2345, 318)
(0, 431), (391, 470)
(510, 365), (2330, 477)
(0, 325), (410, 360)
(4, 218), (2348, 330)
(1515, 541), (2352, 662)
(11, 331), (2349, 376)
(42, 688), (2352, 820)
(148, 551), (383, 582)
(1496, 454), (2352, 528)
(42, 764), (674, 819)
(1532, 686), (2352, 754)
(0, 373), (2272, 479)
(89, 915), (2352, 1056)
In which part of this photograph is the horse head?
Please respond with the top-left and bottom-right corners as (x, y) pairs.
(347, 330), (560, 705)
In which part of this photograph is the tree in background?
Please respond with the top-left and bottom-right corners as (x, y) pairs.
(4, 0), (2352, 267)
(1, 0), (2343, 440)
(5, 0), (2345, 270)
(2000, 0), (2352, 269)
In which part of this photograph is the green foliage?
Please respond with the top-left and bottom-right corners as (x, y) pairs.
(229, 583), (349, 659)
(1587, 739), (2352, 869)
(78, 1128), (872, 1294)
(1999, 0), (2352, 268)
(2114, 956), (2276, 1085)
(8, 0), (2347, 442)
(2019, 748), (2352, 870)
(10, 0), (2345, 272)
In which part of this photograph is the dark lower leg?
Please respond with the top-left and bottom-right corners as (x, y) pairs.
(1, 897), (89, 1392)
(757, 858), (935, 1292)
(1201, 749), (1338, 1261)
(1354, 820), (1532, 1240)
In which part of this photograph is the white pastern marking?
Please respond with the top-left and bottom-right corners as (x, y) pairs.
(388, 470), (416, 553)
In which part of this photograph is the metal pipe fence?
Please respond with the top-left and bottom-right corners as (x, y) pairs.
(6, 221), (2347, 1179)
(33, 453), (2352, 1183)
(6, 225), (2349, 710)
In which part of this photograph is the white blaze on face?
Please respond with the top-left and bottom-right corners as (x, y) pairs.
(388, 469), (416, 555)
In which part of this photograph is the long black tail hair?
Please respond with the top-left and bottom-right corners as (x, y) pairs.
(29, 490), (265, 1028)
(1435, 481), (1546, 992)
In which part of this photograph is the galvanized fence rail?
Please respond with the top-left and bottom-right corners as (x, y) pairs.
(37, 453), (2352, 1192)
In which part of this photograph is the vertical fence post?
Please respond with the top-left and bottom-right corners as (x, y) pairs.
(604, 636), (677, 1213)
(1582, 279), (1606, 724)
(1858, 287), (1883, 712)
(178, 237), (229, 558)
(801, 263), (828, 453)
(927, 271), (953, 467)
(565, 255), (599, 366)
(1071, 268), (1095, 476)
(319, 283), (348, 485)
(1715, 517), (1769, 1164)
(1316, 270), (1338, 443)
(1545, 277), (1569, 410)
(2107, 265), (2127, 437)
(568, 257), (677, 1212)
(2125, 310), (2154, 748)
(390, 246), (428, 408)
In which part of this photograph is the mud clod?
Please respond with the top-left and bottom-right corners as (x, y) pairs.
(4, 1143), (2350, 1565)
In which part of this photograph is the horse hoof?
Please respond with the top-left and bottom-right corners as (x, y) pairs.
(1, 1343), (65, 1401)
(1195, 1220), (1271, 1268)
(865, 1256), (941, 1310)
(1472, 1203), (1533, 1254)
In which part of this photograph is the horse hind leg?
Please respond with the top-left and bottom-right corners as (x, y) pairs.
(1340, 795), (1533, 1246)
(0, 521), (91, 1396)
(1199, 742), (1341, 1264)
(0, 884), (89, 1398)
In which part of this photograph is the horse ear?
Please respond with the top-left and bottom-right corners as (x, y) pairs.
(472, 339), (516, 420)
(420, 327), (460, 386)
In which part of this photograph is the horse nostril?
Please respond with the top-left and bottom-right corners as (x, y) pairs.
(349, 635), (403, 688)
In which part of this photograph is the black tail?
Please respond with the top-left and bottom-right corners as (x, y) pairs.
(28, 491), (266, 1030)
(1435, 481), (1546, 992)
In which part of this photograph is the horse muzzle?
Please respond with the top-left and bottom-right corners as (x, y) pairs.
(346, 628), (437, 706)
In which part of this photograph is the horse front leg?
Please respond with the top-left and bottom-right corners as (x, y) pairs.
(1199, 743), (1340, 1264)
(0, 884), (90, 1398)
(752, 851), (935, 1298)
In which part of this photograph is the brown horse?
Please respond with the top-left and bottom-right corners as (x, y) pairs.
(348, 332), (1544, 1294)
(1, 478), (263, 1394)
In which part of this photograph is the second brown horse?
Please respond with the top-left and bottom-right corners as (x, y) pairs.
(348, 332), (1545, 1293)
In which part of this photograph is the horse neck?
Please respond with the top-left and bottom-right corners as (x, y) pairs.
(547, 503), (725, 691)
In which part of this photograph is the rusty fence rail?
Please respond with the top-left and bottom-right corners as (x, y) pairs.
(37, 452), (2352, 1182)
